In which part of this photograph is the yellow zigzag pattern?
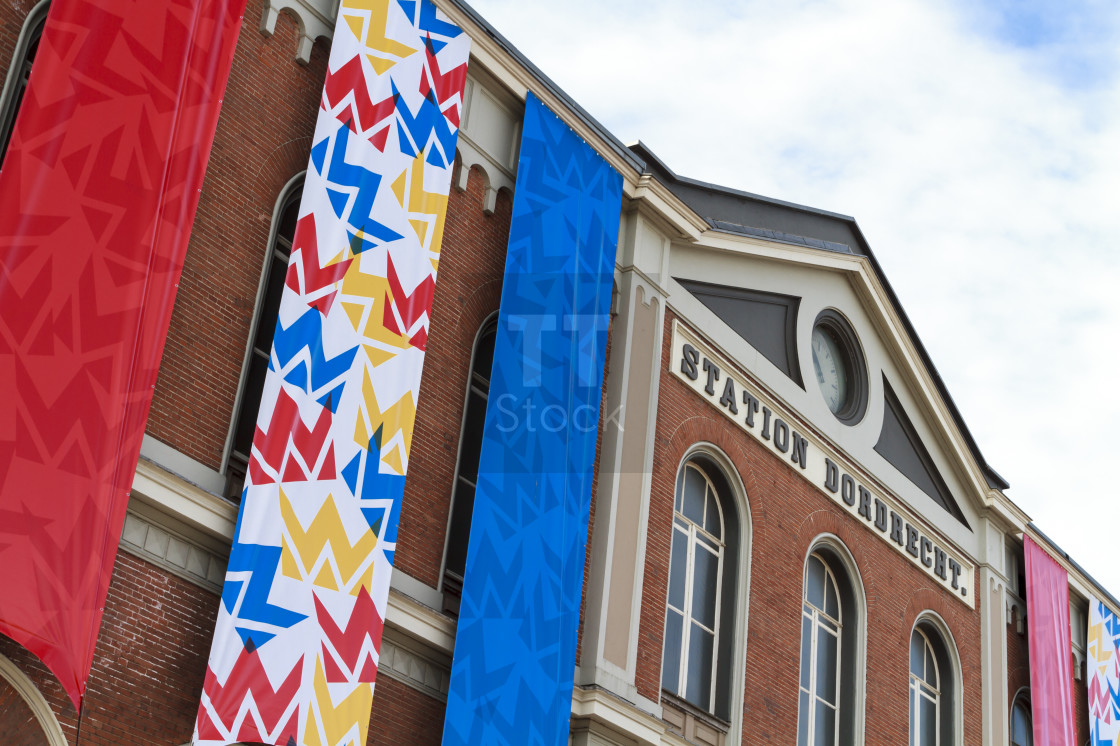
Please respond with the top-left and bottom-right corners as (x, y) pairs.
(339, 272), (413, 367)
(354, 367), (417, 476)
(280, 490), (377, 594)
(1089, 618), (1114, 676)
(341, 0), (418, 75)
(304, 658), (373, 746)
(390, 153), (449, 264)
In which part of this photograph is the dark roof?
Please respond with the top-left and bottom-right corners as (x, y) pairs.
(1030, 524), (1120, 614)
(630, 141), (1010, 492)
(448, 0), (645, 176)
(445, 0), (1007, 493)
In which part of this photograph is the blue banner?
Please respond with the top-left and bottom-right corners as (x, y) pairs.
(442, 93), (622, 746)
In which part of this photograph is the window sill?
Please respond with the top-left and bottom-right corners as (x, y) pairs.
(661, 691), (728, 746)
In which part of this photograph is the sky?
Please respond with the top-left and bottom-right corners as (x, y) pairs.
(464, 0), (1120, 595)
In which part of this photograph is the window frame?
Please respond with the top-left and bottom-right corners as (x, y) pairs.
(799, 552), (843, 746)
(796, 536), (867, 746)
(1010, 690), (1033, 746)
(439, 311), (499, 604)
(659, 444), (752, 745)
(220, 172), (305, 497)
(0, 0), (49, 166)
(664, 462), (727, 710)
(908, 613), (963, 746)
(910, 627), (941, 746)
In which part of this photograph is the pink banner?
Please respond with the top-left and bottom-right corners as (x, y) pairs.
(0, 0), (246, 708)
(1025, 535), (1078, 746)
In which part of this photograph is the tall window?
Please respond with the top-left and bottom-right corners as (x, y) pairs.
(797, 543), (862, 746)
(441, 315), (497, 608)
(0, 0), (48, 165)
(909, 619), (957, 746)
(224, 181), (302, 499)
(799, 553), (842, 745)
(1011, 695), (1032, 746)
(910, 628), (940, 746)
(663, 462), (726, 712)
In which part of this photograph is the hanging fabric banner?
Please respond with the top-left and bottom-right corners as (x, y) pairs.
(1088, 597), (1120, 744)
(193, 1), (468, 744)
(1025, 535), (1078, 746)
(0, 0), (246, 709)
(442, 92), (622, 746)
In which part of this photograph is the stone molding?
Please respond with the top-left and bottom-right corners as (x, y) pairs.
(261, 0), (337, 64)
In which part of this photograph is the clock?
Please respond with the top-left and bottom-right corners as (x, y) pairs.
(812, 326), (848, 414)
(810, 310), (867, 425)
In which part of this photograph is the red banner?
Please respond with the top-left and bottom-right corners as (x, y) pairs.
(0, 0), (246, 708)
(1024, 535), (1078, 746)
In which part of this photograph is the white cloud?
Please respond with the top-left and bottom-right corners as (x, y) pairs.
(467, 0), (1120, 593)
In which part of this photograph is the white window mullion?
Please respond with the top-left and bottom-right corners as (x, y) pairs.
(679, 522), (697, 695)
(708, 541), (723, 707)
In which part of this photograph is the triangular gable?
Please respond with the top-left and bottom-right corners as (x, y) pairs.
(875, 377), (969, 528)
(677, 278), (803, 388)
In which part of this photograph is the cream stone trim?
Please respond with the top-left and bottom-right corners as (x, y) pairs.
(671, 321), (977, 604)
(120, 511), (228, 593)
(260, 0), (335, 64)
(671, 228), (1020, 523)
(628, 175), (709, 242)
(131, 457), (238, 542)
(981, 568), (1010, 746)
(379, 630), (450, 701)
(0, 653), (67, 746)
(571, 686), (667, 746)
(431, 0), (642, 188)
(384, 587), (456, 655)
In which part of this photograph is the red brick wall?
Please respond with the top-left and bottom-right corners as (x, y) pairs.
(1007, 598), (1090, 743)
(638, 311), (984, 745)
(146, 2), (330, 470)
(0, 676), (48, 746)
(392, 164), (512, 587)
(0, 551), (220, 745)
(367, 676), (446, 745)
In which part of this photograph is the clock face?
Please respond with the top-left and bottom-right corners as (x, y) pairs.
(812, 326), (849, 414)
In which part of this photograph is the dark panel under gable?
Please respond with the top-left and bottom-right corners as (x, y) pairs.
(677, 279), (803, 388)
(875, 377), (970, 528)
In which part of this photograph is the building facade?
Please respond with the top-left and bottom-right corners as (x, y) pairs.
(0, 0), (1104, 745)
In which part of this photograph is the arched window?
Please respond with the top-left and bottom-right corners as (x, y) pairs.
(909, 618), (958, 746)
(661, 455), (742, 727)
(663, 462), (725, 711)
(223, 178), (302, 499)
(0, 0), (49, 166)
(910, 628), (940, 745)
(797, 542), (863, 746)
(441, 314), (498, 608)
(1011, 694), (1033, 746)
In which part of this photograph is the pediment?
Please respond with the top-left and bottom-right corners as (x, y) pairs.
(664, 236), (993, 550)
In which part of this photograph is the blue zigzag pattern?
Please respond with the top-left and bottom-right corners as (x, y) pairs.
(271, 307), (359, 411)
(391, 80), (457, 168)
(222, 509), (307, 651)
(311, 122), (403, 252)
(442, 93), (621, 746)
(396, 0), (461, 40)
